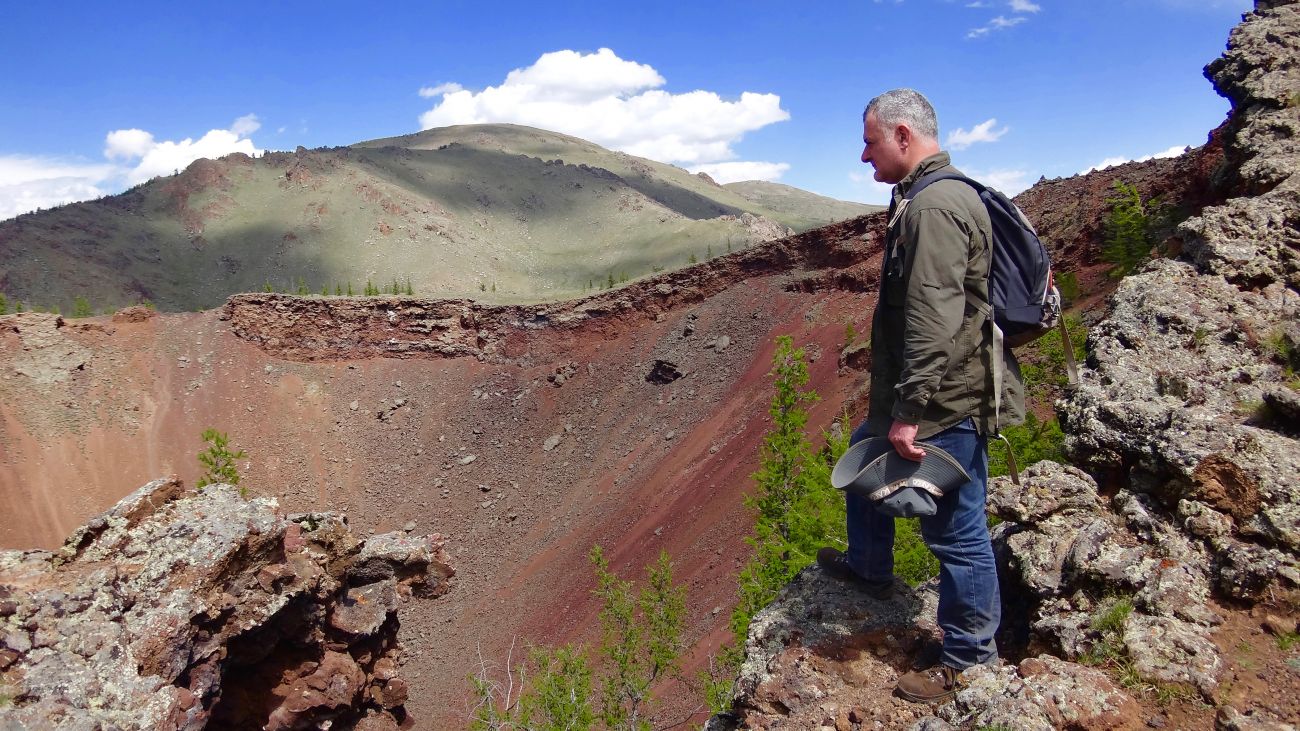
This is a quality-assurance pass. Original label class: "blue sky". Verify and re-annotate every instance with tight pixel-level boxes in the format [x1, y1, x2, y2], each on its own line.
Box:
[0, 0, 1253, 219]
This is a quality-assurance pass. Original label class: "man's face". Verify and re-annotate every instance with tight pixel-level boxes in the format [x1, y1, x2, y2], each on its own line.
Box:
[861, 112, 907, 185]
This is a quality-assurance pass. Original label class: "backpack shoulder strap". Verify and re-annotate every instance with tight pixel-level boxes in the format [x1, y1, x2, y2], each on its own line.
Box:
[905, 172, 982, 201]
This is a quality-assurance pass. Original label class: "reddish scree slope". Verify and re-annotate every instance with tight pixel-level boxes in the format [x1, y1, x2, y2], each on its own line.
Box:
[0, 136, 1223, 726]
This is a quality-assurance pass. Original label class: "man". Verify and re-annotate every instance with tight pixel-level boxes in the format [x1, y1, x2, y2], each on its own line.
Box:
[817, 88, 1024, 702]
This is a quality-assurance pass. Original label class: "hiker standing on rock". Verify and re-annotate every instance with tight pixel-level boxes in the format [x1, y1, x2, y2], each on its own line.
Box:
[817, 88, 1026, 702]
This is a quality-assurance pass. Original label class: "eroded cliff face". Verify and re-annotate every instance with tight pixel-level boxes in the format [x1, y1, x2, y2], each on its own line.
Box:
[0, 478, 453, 730]
[713, 2, 1300, 729]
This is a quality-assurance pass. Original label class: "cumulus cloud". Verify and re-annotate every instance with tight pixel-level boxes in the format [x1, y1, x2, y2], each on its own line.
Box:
[0, 156, 116, 220]
[968, 13, 1029, 38]
[230, 113, 261, 136]
[689, 161, 790, 184]
[946, 118, 1008, 150]
[1, 115, 263, 221]
[418, 48, 791, 167]
[1082, 145, 1188, 173]
[1008, 0, 1041, 12]
[418, 82, 464, 98]
[966, 167, 1034, 196]
[112, 123, 261, 185]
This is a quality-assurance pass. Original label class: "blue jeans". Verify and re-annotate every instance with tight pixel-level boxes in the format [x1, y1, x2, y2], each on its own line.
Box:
[844, 418, 1000, 669]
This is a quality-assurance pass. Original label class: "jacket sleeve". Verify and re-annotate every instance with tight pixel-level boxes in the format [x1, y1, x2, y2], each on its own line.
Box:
[891, 206, 973, 424]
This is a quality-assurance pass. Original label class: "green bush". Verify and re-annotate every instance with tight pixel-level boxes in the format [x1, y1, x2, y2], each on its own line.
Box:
[196, 428, 247, 492]
[1019, 313, 1087, 397]
[0, 293, 7, 316]
[1102, 181, 1155, 278]
[989, 412, 1065, 478]
[469, 548, 687, 731]
[1055, 271, 1080, 305]
[893, 518, 939, 586]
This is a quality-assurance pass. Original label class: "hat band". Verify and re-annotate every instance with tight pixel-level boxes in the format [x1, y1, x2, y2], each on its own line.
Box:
[867, 477, 945, 503]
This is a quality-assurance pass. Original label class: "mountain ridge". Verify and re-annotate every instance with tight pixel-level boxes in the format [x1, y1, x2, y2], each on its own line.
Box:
[0, 123, 878, 314]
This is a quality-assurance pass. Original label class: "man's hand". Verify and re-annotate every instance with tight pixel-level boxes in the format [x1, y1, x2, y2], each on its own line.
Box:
[888, 420, 926, 462]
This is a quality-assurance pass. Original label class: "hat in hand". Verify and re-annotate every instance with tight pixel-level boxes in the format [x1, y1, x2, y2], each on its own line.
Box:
[830, 437, 970, 518]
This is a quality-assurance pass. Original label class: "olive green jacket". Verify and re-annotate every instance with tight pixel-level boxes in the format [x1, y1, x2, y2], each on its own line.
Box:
[865, 152, 1025, 439]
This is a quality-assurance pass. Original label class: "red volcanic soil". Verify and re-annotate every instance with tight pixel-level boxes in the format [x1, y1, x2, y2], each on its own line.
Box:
[0, 138, 1223, 728]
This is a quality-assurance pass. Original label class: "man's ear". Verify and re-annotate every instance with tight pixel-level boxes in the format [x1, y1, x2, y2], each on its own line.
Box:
[895, 123, 912, 151]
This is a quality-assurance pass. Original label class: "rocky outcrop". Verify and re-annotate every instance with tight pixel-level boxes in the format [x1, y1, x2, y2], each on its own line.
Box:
[0, 477, 452, 730]
[709, 566, 1146, 730]
[1059, 0, 1300, 604]
[713, 2, 1300, 728]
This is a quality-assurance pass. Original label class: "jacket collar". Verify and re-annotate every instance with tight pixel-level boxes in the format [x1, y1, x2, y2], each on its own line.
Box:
[892, 151, 952, 203]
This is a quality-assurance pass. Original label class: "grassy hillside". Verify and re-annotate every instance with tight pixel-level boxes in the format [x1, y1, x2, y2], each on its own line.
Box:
[725, 180, 882, 231]
[0, 124, 871, 313]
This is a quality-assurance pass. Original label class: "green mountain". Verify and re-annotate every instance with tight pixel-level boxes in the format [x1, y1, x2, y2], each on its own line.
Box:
[724, 180, 882, 231]
[0, 124, 876, 312]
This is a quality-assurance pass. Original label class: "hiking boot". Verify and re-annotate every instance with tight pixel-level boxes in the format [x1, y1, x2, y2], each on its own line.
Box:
[895, 663, 961, 703]
[815, 548, 896, 600]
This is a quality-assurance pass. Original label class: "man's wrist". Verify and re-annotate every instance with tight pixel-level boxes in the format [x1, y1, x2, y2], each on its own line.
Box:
[891, 400, 924, 424]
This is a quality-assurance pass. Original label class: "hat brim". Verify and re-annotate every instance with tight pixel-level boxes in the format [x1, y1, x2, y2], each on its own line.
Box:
[831, 437, 971, 509]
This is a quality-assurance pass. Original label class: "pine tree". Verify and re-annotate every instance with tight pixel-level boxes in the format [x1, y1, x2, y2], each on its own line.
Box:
[72, 296, 93, 318]
[196, 429, 248, 491]
[1102, 180, 1153, 278]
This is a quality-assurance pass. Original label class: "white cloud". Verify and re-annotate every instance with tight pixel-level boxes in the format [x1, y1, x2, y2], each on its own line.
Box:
[0, 156, 116, 220]
[1, 116, 263, 221]
[1082, 145, 1188, 173]
[104, 129, 155, 160]
[689, 161, 790, 184]
[966, 1, 992, 6]
[230, 113, 261, 136]
[946, 118, 1008, 150]
[105, 116, 262, 184]
[418, 48, 790, 166]
[967, 167, 1033, 196]
[968, 14, 1028, 37]
[1009, 0, 1041, 12]
[418, 82, 464, 98]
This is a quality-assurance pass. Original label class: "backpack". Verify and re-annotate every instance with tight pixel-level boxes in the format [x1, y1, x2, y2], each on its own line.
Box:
[898, 172, 1079, 485]
[904, 172, 1062, 348]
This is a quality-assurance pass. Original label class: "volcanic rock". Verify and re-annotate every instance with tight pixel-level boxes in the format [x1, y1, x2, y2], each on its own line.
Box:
[0, 477, 451, 730]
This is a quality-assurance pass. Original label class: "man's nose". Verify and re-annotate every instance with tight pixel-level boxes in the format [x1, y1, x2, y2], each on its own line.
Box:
[861, 146, 870, 163]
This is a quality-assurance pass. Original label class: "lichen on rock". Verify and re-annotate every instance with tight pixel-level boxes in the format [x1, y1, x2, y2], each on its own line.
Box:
[0, 477, 452, 730]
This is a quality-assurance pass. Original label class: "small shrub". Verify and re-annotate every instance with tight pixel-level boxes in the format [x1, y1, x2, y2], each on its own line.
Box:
[72, 296, 93, 317]
[1278, 631, 1300, 652]
[989, 412, 1065, 478]
[894, 518, 939, 586]
[1091, 595, 1134, 635]
[1019, 313, 1088, 397]
[1055, 271, 1080, 304]
[1264, 330, 1299, 377]
[1102, 181, 1162, 278]
[688, 253, 698, 264]
[196, 428, 248, 492]
[0, 293, 8, 315]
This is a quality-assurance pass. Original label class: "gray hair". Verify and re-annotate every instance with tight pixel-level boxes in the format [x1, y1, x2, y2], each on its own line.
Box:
[864, 89, 939, 142]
